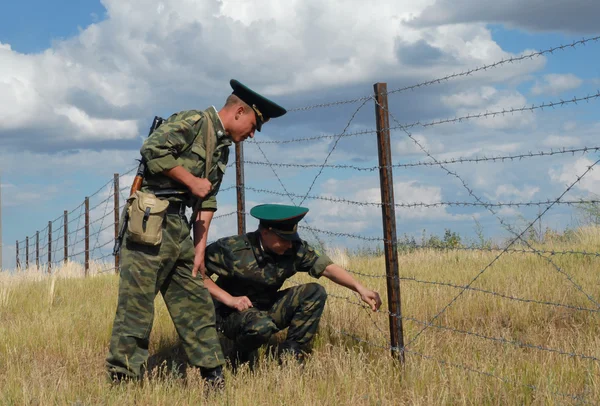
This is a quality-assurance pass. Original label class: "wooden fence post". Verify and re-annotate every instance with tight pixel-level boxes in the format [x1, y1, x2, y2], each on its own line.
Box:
[374, 82, 405, 363]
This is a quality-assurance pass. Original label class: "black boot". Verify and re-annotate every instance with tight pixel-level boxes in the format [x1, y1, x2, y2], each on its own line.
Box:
[277, 341, 307, 364]
[200, 365, 225, 392]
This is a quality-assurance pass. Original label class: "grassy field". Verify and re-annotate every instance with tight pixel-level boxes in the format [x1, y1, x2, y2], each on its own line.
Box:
[1, 227, 599, 405]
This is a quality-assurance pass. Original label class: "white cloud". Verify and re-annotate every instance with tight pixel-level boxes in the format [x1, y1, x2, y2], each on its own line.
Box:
[542, 135, 581, 148]
[395, 134, 445, 156]
[488, 184, 540, 201]
[549, 157, 600, 195]
[441, 86, 535, 130]
[0, 0, 547, 154]
[531, 73, 583, 96]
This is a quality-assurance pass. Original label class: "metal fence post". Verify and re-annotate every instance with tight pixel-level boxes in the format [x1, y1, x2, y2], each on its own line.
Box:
[48, 221, 52, 273]
[64, 211, 68, 264]
[374, 82, 405, 363]
[26, 237, 29, 269]
[114, 174, 120, 274]
[236, 143, 246, 235]
[85, 197, 90, 276]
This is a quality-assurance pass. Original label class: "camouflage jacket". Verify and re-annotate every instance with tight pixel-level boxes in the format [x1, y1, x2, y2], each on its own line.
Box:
[139, 107, 232, 211]
[205, 231, 333, 312]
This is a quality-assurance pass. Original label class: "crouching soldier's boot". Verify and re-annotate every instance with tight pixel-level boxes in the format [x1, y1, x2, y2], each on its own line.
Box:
[200, 365, 225, 392]
[277, 341, 307, 364]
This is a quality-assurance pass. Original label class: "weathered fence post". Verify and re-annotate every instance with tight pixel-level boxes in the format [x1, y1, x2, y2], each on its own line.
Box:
[374, 82, 405, 363]
[64, 211, 68, 264]
[113, 173, 120, 274]
[26, 237, 29, 269]
[236, 143, 246, 235]
[48, 221, 52, 273]
[85, 197, 90, 276]
[36, 231, 39, 270]
[16, 240, 20, 269]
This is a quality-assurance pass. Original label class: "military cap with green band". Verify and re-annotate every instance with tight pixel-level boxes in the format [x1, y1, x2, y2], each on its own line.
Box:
[250, 203, 309, 241]
[230, 79, 287, 131]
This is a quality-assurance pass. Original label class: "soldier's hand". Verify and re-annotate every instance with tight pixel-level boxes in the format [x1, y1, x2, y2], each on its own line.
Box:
[189, 177, 212, 199]
[192, 252, 206, 278]
[229, 296, 253, 312]
[359, 288, 382, 312]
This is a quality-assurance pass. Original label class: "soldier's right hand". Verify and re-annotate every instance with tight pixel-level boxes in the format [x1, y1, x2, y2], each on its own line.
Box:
[188, 177, 212, 199]
[228, 296, 253, 312]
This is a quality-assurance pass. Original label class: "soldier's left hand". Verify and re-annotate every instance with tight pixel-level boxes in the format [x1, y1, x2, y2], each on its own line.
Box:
[359, 288, 382, 311]
[192, 253, 206, 278]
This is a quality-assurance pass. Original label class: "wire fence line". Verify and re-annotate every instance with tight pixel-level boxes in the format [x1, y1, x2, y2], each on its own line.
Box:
[256, 90, 600, 146]
[6, 37, 600, 403]
[241, 146, 600, 170]
[286, 35, 600, 112]
[373, 97, 600, 351]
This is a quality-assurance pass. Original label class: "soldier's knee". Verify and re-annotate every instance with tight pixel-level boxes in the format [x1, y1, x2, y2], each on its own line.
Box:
[303, 282, 327, 303]
[239, 315, 277, 347]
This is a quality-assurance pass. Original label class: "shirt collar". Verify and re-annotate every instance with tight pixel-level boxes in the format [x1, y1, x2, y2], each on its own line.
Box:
[206, 106, 231, 146]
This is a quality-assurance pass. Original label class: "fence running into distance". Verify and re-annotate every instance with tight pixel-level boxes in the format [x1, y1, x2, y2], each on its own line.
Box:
[9, 36, 600, 403]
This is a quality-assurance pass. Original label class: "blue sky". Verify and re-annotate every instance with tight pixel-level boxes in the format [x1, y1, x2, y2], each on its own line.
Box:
[1, 0, 599, 269]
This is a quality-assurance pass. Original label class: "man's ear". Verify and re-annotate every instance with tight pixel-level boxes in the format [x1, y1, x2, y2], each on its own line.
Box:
[235, 105, 246, 119]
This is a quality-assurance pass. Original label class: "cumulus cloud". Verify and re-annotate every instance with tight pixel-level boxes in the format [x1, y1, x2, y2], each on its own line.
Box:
[0, 0, 548, 156]
[531, 74, 583, 96]
[441, 86, 535, 130]
[549, 157, 600, 195]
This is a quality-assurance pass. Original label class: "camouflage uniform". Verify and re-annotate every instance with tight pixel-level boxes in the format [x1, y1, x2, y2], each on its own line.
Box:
[204, 231, 333, 357]
[106, 107, 230, 380]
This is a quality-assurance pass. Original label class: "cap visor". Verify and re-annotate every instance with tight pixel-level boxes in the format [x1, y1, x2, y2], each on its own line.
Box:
[273, 229, 301, 241]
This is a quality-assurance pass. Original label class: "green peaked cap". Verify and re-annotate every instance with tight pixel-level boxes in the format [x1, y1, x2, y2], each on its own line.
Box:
[250, 204, 309, 241]
[230, 79, 287, 131]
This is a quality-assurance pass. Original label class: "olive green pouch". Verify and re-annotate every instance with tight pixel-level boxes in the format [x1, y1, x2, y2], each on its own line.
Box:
[126, 191, 169, 245]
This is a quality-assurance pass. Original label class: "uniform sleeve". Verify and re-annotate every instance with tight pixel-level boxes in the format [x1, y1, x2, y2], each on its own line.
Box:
[140, 112, 204, 175]
[200, 151, 228, 211]
[296, 241, 334, 279]
[204, 239, 232, 278]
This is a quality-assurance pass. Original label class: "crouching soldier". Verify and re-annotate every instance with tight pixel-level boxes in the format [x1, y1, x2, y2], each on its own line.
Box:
[203, 203, 382, 366]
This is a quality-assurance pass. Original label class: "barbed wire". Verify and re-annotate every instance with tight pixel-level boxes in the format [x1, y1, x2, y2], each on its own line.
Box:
[258, 89, 600, 146]
[299, 97, 373, 206]
[375, 98, 600, 351]
[245, 185, 600, 209]
[325, 291, 599, 368]
[243, 146, 600, 170]
[386, 37, 600, 97]
[344, 272, 600, 314]
[401, 315, 600, 364]
[285, 36, 600, 113]
[320, 317, 588, 404]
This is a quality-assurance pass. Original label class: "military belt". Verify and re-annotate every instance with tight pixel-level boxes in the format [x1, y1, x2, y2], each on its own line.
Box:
[166, 201, 187, 217]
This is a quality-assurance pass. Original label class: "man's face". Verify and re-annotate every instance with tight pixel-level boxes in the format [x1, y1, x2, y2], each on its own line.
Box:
[260, 228, 293, 255]
[228, 108, 257, 143]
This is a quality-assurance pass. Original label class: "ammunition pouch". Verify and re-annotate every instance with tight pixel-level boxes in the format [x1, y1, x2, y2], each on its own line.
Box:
[126, 191, 169, 246]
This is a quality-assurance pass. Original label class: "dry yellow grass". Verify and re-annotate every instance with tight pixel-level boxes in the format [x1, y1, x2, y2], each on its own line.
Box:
[0, 228, 599, 405]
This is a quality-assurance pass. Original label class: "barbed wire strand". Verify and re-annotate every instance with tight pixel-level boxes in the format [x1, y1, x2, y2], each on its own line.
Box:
[243, 146, 600, 170]
[298, 96, 373, 205]
[245, 185, 600, 209]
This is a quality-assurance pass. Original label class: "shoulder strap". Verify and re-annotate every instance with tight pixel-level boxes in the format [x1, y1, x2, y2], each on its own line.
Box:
[203, 113, 216, 178]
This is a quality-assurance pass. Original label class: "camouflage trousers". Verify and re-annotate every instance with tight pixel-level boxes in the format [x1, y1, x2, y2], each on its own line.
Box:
[218, 283, 327, 356]
[106, 211, 224, 380]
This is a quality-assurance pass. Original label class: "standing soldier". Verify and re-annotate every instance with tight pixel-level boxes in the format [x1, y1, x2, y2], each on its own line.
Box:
[204, 203, 382, 367]
[105, 80, 287, 387]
